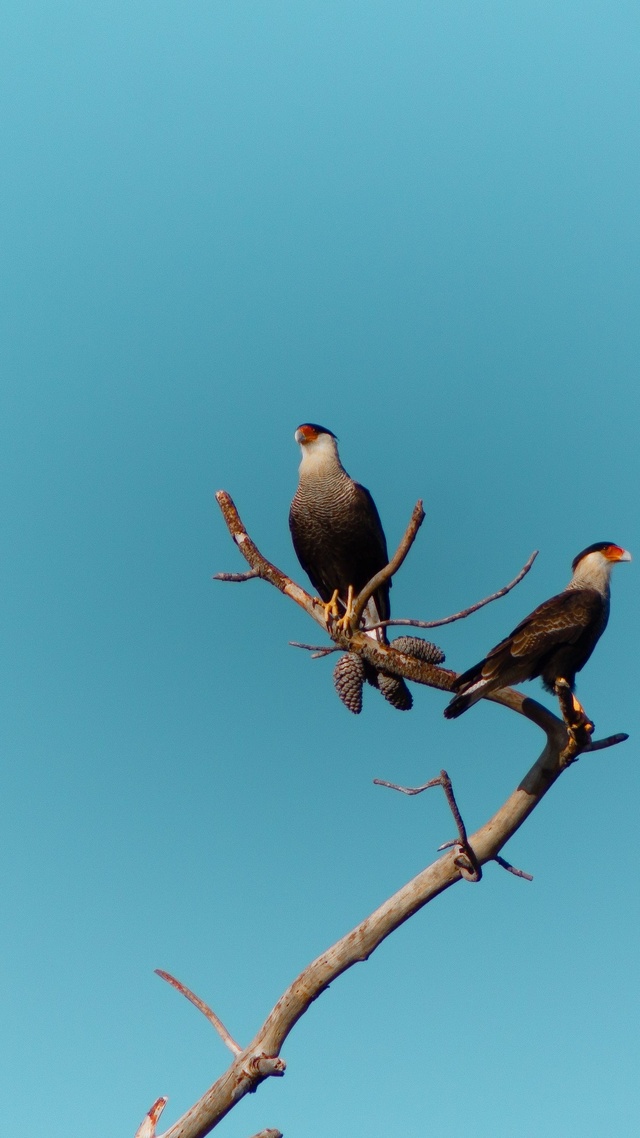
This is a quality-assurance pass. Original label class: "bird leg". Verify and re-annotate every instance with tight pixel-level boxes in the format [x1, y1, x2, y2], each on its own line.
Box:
[554, 678, 595, 762]
[335, 585, 356, 634]
[322, 589, 341, 627]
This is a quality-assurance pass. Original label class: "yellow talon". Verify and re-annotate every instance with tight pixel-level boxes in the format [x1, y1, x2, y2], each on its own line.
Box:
[335, 585, 356, 633]
[571, 692, 585, 717]
[322, 589, 341, 625]
[555, 678, 594, 735]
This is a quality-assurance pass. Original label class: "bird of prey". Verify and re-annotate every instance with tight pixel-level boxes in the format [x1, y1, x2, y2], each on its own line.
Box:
[289, 423, 412, 710]
[444, 542, 631, 721]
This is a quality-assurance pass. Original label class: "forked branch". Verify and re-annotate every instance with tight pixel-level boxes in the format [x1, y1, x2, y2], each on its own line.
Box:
[213, 490, 537, 699]
[142, 715, 626, 1138]
[135, 492, 627, 1137]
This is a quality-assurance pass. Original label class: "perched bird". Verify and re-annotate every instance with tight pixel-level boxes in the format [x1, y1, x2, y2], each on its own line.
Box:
[444, 542, 631, 720]
[289, 423, 412, 710]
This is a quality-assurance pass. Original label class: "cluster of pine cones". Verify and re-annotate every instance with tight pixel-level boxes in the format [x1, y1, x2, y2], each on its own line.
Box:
[333, 637, 445, 714]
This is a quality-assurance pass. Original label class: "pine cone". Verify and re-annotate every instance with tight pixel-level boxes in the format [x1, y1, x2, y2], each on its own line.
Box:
[333, 653, 365, 714]
[391, 635, 445, 665]
[375, 671, 413, 711]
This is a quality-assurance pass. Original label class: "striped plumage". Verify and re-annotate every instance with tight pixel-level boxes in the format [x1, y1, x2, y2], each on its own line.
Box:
[290, 423, 412, 711]
[444, 542, 631, 719]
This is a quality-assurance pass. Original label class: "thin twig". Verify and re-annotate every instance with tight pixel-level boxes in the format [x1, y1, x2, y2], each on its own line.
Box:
[435, 770, 481, 881]
[366, 550, 539, 632]
[155, 970, 242, 1056]
[289, 641, 341, 658]
[213, 569, 259, 582]
[438, 771, 467, 845]
[374, 770, 480, 881]
[373, 776, 442, 795]
[494, 855, 534, 881]
[374, 771, 467, 841]
[349, 500, 426, 631]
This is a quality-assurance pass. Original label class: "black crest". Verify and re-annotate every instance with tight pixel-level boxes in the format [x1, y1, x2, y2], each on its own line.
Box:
[571, 542, 617, 571]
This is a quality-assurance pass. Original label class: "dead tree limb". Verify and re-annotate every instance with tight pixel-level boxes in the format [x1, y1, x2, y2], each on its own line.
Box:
[135, 1098, 168, 1138]
[155, 971, 242, 1056]
[214, 490, 535, 646]
[141, 710, 626, 1138]
[134, 492, 628, 1137]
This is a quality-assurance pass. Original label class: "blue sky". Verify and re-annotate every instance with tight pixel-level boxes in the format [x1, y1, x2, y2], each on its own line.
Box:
[1, 3, 639, 1135]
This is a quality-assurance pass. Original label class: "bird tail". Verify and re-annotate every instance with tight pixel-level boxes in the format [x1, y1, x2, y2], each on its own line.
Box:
[361, 597, 388, 643]
[443, 661, 490, 719]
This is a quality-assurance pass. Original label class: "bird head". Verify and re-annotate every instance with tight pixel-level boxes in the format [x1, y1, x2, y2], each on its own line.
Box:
[294, 424, 342, 472]
[570, 542, 631, 590]
[294, 423, 337, 446]
[572, 543, 632, 570]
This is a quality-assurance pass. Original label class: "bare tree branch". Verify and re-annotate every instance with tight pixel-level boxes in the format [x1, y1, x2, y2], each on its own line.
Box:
[212, 491, 542, 703]
[375, 770, 481, 881]
[288, 641, 341, 658]
[135, 1098, 168, 1138]
[212, 490, 629, 754]
[365, 549, 539, 632]
[155, 970, 242, 1056]
[349, 500, 425, 630]
[148, 712, 627, 1138]
[139, 491, 629, 1138]
[584, 732, 629, 752]
[372, 776, 443, 796]
[494, 855, 534, 881]
[214, 491, 327, 630]
[213, 569, 259, 583]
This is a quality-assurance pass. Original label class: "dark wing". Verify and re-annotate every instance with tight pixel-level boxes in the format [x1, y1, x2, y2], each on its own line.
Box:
[351, 482, 391, 620]
[289, 479, 390, 618]
[480, 588, 605, 683]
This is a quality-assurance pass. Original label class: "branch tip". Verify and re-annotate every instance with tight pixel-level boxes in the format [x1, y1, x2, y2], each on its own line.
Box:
[367, 549, 539, 632]
[134, 1097, 167, 1138]
[213, 569, 259, 583]
[155, 970, 242, 1055]
[373, 775, 442, 796]
[289, 641, 340, 657]
[494, 855, 534, 881]
[586, 731, 629, 752]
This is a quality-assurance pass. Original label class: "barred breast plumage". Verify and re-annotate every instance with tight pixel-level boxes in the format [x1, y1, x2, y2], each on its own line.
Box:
[290, 423, 412, 712]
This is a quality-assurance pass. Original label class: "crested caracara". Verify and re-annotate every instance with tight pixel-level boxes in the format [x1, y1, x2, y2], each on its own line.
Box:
[289, 423, 412, 710]
[444, 542, 631, 720]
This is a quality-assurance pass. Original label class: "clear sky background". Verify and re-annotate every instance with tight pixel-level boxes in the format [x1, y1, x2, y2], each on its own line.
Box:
[1, 3, 639, 1136]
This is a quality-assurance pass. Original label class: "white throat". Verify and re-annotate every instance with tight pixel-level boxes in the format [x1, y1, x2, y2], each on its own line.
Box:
[298, 434, 344, 479]
[568, 551, 615, 596]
